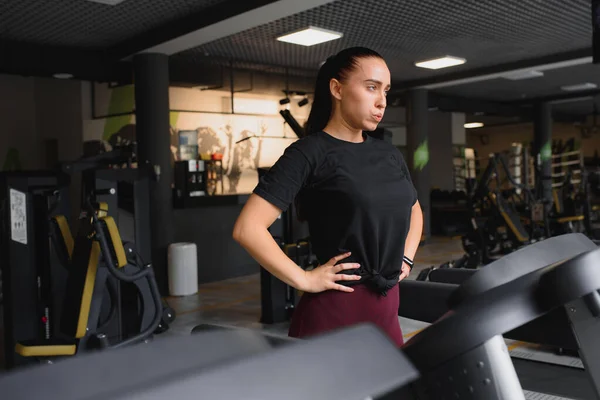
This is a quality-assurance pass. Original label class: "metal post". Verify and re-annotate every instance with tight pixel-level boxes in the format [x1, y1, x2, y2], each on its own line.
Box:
[133, 53, 173, 295]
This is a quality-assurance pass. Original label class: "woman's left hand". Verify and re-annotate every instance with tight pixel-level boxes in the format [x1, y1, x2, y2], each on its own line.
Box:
[398, 262, 411, 282]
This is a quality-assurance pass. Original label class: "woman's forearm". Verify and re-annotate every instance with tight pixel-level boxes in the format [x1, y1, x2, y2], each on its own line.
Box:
[233, 224, 307, 290]
[404, 201, 424, 260]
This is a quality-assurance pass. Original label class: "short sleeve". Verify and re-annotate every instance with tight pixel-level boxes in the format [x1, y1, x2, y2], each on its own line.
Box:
[397, 149, 418, 205]
[253, 141, 312, 212]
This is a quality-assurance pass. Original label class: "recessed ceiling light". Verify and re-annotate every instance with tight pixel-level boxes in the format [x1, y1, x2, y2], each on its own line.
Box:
[415, 56, 466, 70]
[53, 73, 74, 79]
[276, 26, 343, 47]
[502, 70, 544, 80]
[85, 0, 128, 5]
[561, 82, 598, 92]
[464, 122, 484, 129]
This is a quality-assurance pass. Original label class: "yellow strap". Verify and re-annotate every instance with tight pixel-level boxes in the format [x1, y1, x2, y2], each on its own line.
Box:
[553, 189, 561, 214]
[99, 216, 128, 268]
[15, 343, 76, 357]
[97, 202, 109, 218]
[557, 215, 585, 223]
[52, 215, 74, 259]
[76, 241, 100, 338]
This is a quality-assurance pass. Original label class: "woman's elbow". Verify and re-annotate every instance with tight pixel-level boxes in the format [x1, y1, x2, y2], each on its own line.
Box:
[232, 217, 245, 244]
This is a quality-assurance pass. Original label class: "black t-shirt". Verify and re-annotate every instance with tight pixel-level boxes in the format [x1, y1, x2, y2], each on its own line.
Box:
[253, 131, 417, 295]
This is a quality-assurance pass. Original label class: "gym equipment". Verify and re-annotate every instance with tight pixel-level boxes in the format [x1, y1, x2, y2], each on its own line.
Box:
[11, 190, 162, 365]
[0, 324, 419, 400]
[62, 148, 176, 336]
[436, 147, 587, 273]
[400, 233, 600, 399]
[403, 245, 600, 399]
[454, 153, 535, 268]
[0, 171, 72, 369]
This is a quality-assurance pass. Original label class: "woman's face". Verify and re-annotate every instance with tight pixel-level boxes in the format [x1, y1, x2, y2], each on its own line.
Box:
[332, 57, 391, 132]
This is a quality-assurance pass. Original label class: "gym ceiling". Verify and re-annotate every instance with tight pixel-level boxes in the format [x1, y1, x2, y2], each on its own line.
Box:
[0, 0, 596, 126]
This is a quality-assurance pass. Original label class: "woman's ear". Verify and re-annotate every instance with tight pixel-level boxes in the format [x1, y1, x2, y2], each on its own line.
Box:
[330, 78, 343, 101]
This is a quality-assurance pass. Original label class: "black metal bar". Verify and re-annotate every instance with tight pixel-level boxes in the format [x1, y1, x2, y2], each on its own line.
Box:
[92, 111, 135, 120]
[230, 61, 235, 114]
[279, 109, 305, 138]
[169, 109, 278, 117]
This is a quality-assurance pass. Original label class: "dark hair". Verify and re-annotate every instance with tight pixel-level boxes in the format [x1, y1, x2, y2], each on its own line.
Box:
[304, 47, 385, 135]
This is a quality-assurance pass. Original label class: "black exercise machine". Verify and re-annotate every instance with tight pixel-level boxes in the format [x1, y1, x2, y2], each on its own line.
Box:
[400, 232, 600, 399]
[0, 171, 73, 369]
[10, 189, 162, 365]
[0, 147, 173, 370]
[62, 146, 176, 336]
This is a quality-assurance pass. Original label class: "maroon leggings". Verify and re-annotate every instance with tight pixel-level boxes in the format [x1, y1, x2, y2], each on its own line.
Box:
[288, 284, 404, 347]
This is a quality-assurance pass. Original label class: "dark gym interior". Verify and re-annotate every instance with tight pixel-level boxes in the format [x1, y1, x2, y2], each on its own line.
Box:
[2, 0, 600, 399]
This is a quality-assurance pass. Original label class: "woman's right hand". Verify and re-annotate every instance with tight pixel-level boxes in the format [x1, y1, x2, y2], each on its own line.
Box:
[301, 252, 362, 293]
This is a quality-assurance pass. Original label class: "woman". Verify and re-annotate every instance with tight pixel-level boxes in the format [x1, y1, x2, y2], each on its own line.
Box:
[232, 46, 423, 347]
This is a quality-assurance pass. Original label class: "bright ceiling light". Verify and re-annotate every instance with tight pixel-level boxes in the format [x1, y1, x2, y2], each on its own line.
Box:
[560, 82, 598, 92]
[276, 26, 343, 47]
[464, 122, 484, 129]
[415, 56, 466, 70]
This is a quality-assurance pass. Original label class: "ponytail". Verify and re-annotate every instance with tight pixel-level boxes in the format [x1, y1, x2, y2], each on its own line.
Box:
[304, 47, 385, 135]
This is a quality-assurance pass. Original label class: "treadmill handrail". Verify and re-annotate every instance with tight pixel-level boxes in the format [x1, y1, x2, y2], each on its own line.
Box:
[538, 247, 600, 309]
[449, 232, 596, 307]
[0, 324, 419, 400]
[403, 247, 600, 371]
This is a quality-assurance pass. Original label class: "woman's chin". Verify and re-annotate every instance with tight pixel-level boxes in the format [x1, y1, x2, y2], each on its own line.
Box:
[363, 121, 379, 131]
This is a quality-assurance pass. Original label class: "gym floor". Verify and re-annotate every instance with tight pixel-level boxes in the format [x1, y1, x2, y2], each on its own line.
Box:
[162, 236, 463, 339]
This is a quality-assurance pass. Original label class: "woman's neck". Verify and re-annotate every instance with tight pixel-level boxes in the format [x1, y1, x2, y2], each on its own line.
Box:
[323, 114, 364, 143]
